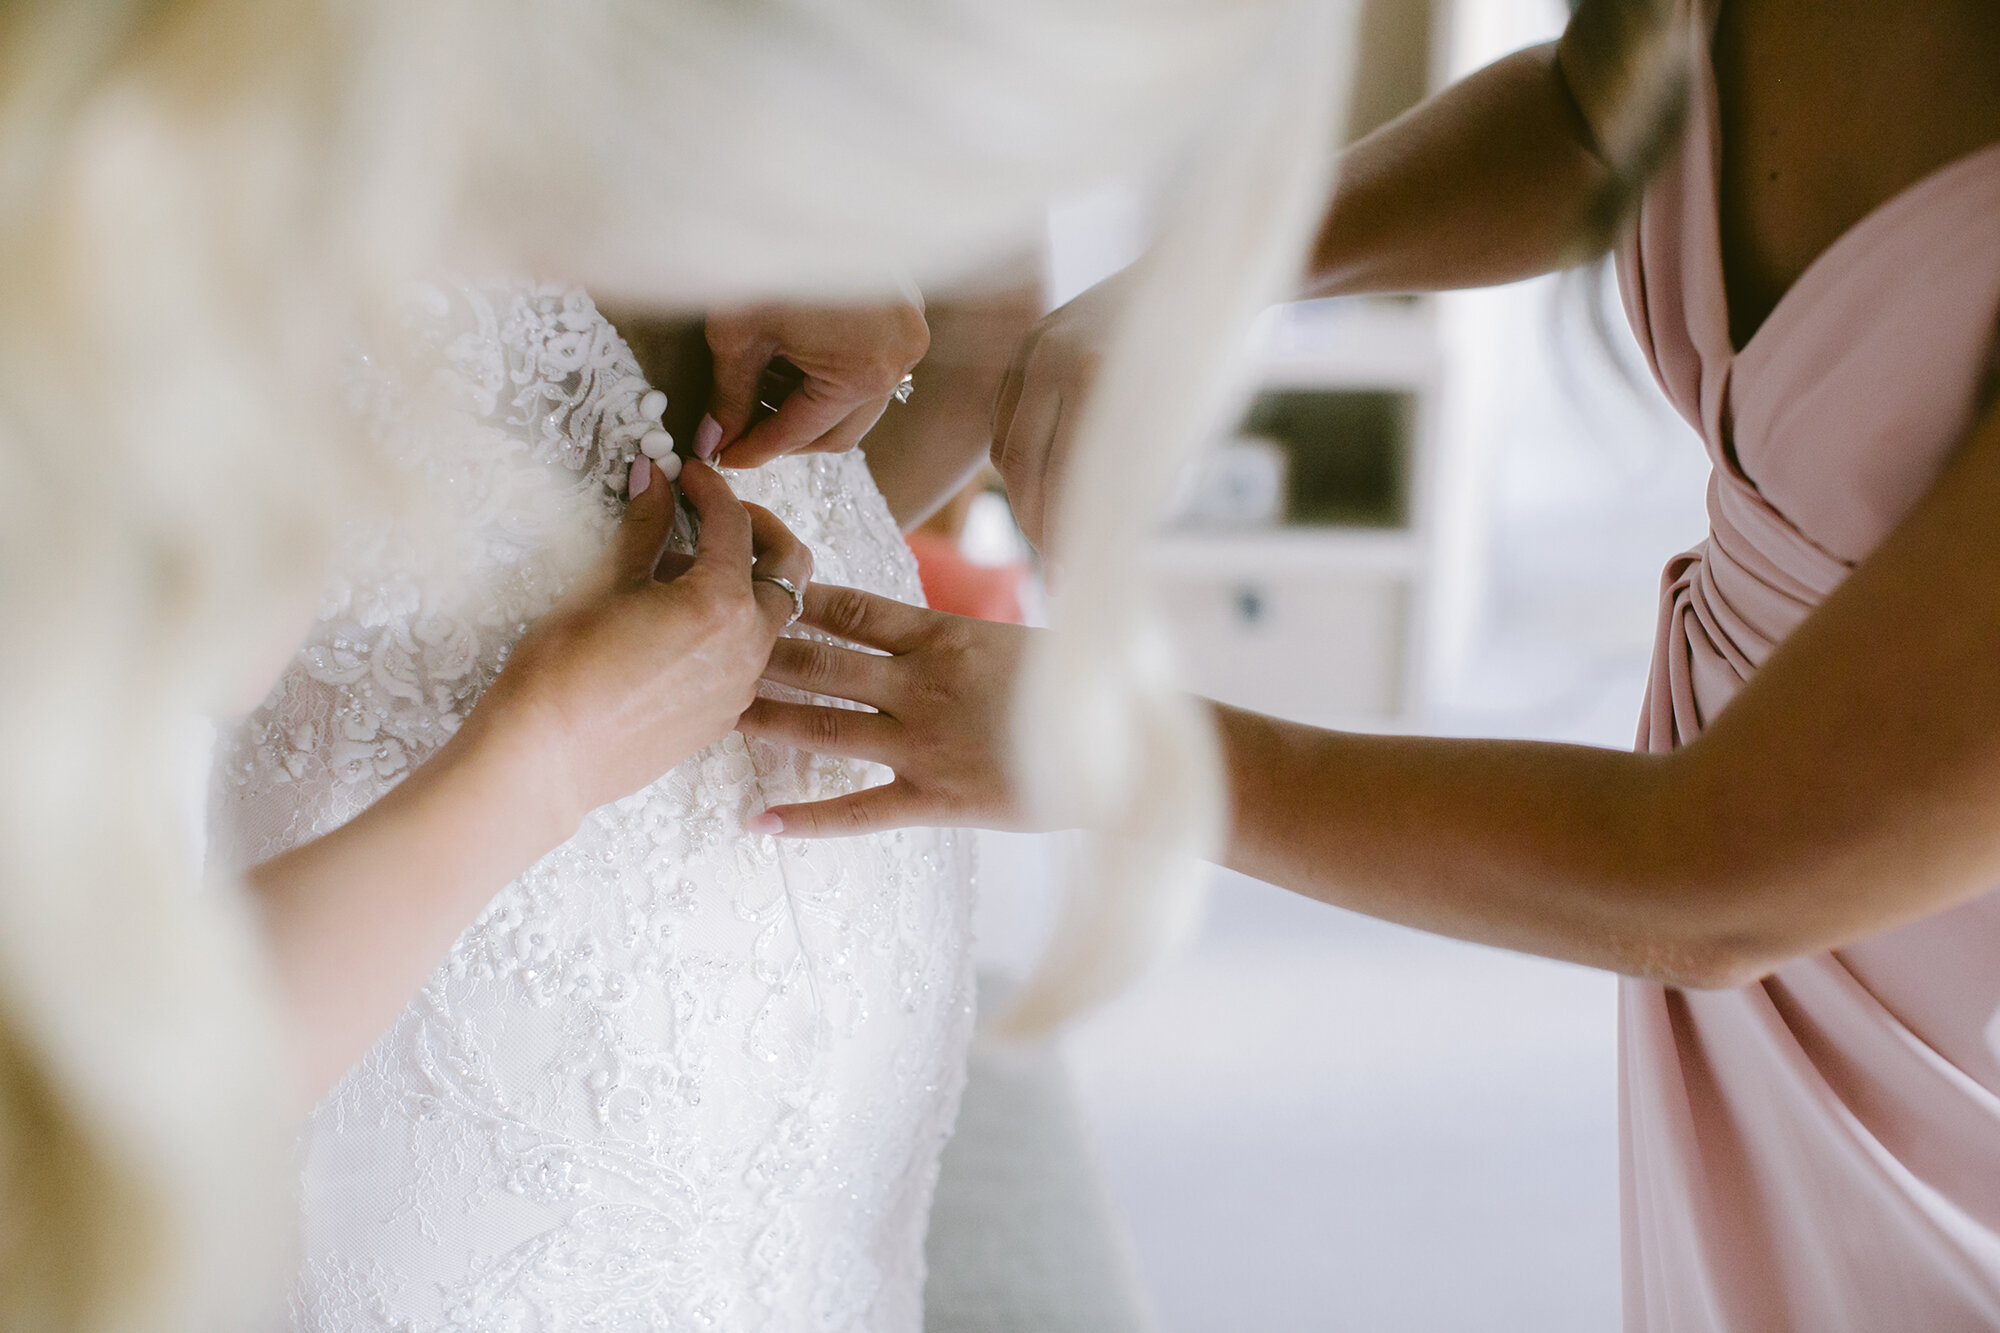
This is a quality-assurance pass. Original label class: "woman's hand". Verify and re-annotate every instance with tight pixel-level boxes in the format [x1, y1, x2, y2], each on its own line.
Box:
[479, 456, 813, 839]
[986, 271, 1128, 551]
[700, 297, 930, 469]
[735, 585, 1037, 836]
[249, 455, 811, 1100]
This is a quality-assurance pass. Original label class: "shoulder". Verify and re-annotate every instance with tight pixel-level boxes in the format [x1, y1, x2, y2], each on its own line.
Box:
[1558, 0, 1691, 174]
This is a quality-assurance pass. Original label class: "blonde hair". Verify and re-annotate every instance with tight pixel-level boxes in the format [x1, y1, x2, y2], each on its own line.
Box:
[0, 0, 1346, 1324]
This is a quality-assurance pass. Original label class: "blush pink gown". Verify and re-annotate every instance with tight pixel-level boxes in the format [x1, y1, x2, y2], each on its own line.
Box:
[1615, 3, 2000, 1329]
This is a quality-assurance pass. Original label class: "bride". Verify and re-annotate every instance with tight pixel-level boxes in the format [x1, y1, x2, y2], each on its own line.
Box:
[0, 0, 1344, 1325]
[209, 282, 988, 1330]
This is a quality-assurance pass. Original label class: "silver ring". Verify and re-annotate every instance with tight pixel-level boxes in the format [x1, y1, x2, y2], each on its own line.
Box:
[891, 372, 915, 405]
[752, 573, 806, 630]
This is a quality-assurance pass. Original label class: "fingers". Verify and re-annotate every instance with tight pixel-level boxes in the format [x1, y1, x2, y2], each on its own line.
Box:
[650, 549, 696, 584]
[779, 399, 887, 462]
[718, 380, 860, 469]
[807, 401, 888, 457]
[610, 456, 679, 587]
[704, 318, 773, 446]
[705, 300, 928, 467]
[797, 583, 935, 654]
[747, 781, 927, 840]
[743, 501, 814, 633]
[744, 503, 813, 584]
[762, 637, 892, 706]
[737, 697, 899, 766]
[678, 460, 753, 574]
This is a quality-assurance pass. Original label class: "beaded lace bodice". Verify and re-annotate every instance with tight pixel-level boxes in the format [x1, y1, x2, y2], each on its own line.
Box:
[209, 282, 974, 1332]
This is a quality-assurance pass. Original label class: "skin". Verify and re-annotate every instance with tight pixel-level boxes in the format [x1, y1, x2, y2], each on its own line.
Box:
[250, 459, 813, 1100]
[702, 297, 931, 469]
[247, 285, 1040, 1101]
[992, 42, 1618, 548]
[740, 0, 2000, 990]
[592, 299, 929, 472]
[605, 265, 1043, 529]
[858, 264, 1045, 528]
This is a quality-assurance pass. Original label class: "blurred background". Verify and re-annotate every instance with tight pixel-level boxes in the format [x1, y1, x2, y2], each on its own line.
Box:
[924, 0, 1714, 1328]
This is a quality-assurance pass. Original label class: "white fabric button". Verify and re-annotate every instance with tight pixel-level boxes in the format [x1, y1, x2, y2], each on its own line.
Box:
[639, 389, 668, 422]
[639, 428, 675, 460]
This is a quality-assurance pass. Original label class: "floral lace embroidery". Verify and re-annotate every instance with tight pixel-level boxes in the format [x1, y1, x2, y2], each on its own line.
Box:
[211, 281, 974, 1333]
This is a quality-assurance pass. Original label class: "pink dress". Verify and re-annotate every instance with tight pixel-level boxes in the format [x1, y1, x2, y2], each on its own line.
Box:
[1616, 3, 2000, 1329]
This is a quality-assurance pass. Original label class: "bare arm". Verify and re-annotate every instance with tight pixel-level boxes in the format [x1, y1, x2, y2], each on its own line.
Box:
[1310, 0, 1681, 294]
[1224, 394, 2000, 985]
[247, 708, 570, 1100]
[1304, 42, 1613, 296]
[740, 396, 2000, 989]
[248, 461, 812, 1100]
[994, 3, 1678, 543]
[861, 265, 1045, 528]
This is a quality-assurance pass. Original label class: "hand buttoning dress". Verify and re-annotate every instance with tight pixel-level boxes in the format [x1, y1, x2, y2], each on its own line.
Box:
[209, 281, 975, 1332]
[1617, 2, 2000, 1327]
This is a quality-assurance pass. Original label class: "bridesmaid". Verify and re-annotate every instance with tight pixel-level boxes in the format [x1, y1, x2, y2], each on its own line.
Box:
[738, 0, 2000, 1327]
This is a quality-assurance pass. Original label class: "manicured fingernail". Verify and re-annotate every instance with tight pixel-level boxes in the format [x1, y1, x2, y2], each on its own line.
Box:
[694, 414, 722, 460]
[747, 811, 784, 836]
[628, 456, 651, 497]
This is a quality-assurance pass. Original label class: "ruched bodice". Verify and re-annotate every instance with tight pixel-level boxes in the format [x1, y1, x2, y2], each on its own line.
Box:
[1615, 4, 2000, 1330]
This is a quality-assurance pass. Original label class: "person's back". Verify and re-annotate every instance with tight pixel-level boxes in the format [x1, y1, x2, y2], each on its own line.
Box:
[1709, 0, 2000, 351]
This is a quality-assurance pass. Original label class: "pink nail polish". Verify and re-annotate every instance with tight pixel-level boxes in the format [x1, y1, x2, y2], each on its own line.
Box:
[695, 414, 723, 460]
[747, 811, 784, 836]
[628, 456, 650, 497]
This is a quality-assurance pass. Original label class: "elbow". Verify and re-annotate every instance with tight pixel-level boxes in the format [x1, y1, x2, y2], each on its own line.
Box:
[1614, 755, 1801, 991]
[1623, 870, 1797, 989]
[1612, 870, 1791, 991]
[1649, 936, 1776, 991]
[1616, 883, 1796, 989]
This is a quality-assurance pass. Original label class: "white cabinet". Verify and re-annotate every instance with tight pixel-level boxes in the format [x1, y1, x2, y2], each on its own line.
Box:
[1153, 298, 1445, 730]
[1145, 0, 1459, 732]
[1154, 522, 1422, 729]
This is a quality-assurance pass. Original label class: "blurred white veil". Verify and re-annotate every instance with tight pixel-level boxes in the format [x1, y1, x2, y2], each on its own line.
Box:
[0, 0, 1351, 1325]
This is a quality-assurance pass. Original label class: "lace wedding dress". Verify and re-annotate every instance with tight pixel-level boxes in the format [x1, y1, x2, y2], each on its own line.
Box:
[208, 281, 976, 1332]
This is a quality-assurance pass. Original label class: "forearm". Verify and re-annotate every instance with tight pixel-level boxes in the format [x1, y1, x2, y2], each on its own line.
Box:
[247, 710, 573, 1101]
[1306, 44, 1615, 297]
[243, 454, 807, 1104]
[1218, 398, 2000, 985]
[862, 271, 1044, 528]
[1212, 707, 1742, 981]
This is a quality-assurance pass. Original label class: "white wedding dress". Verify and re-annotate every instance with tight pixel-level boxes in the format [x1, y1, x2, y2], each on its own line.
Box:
[208, 281, 976, 1332]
